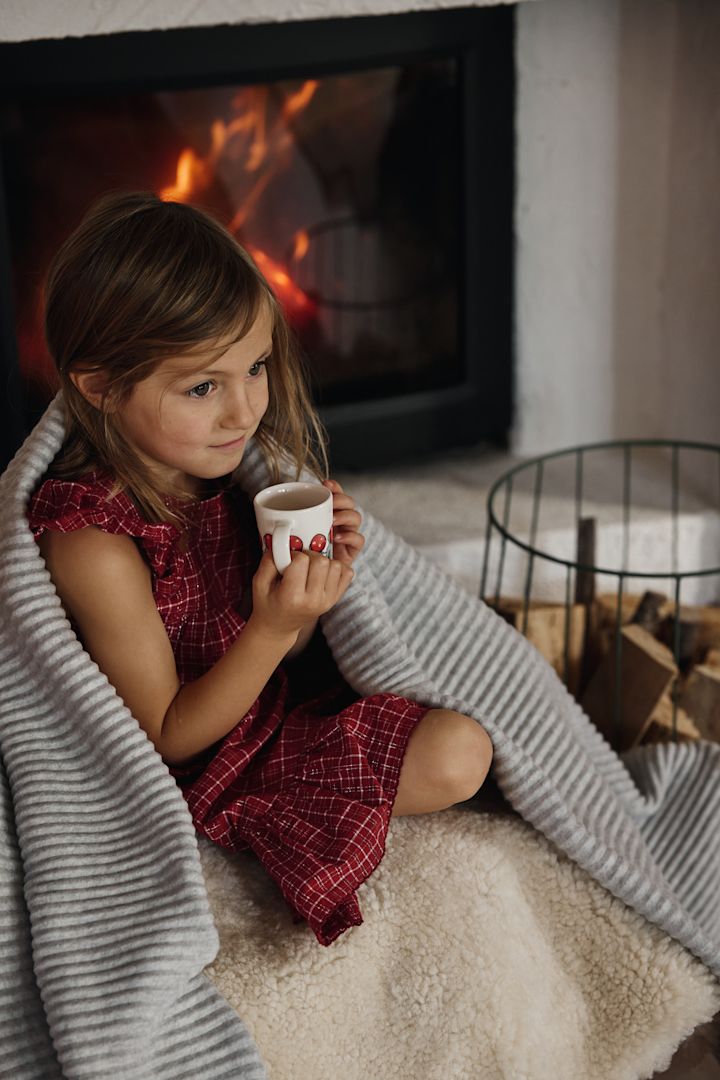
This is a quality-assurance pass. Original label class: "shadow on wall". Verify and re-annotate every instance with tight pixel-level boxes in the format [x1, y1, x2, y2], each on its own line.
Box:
[612, 0, 720, 444]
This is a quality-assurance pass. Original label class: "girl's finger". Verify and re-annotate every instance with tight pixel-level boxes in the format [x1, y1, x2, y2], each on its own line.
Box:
[322, 557, 344, 593]
[318, 567, 347, 608]
[332, 541, 363, 566]
[304, 550, 332, 591]
[332, 509, 362, 529]
[282, 550, 311, 590]
[334, 527, 364, 548]
[333, 565, 354, 601]
[254, 548, 281, 587]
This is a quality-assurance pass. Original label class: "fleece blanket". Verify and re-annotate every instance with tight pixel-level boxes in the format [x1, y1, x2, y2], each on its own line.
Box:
[1, 393, 719, 1076]
[238, 427, 720, 980]
[200, 809, 720, 1080]
[0, 399, 266, 1078]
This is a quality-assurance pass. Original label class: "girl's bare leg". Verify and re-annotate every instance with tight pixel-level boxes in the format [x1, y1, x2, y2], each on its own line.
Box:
[391, 708, 493, 817]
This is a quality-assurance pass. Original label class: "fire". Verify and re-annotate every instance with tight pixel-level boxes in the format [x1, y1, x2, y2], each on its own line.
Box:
[247, 246, 316, 330]
[160, 148, 211, 203]
[283, 80, 319, 119]
[159, 81, 320, 328]
[292, 230, 310, 262]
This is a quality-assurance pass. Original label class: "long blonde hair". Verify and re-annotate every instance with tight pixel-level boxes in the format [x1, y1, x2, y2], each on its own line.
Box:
[44, 190, 328, 523]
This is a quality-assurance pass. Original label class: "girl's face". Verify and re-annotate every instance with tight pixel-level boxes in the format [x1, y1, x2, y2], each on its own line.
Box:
[116, 304, 273, 495]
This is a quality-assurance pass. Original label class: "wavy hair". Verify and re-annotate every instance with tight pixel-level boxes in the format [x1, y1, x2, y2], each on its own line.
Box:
[43, 190, 328, 523]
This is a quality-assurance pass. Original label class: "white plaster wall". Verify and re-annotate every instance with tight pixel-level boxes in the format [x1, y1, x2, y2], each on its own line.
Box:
[515, 0, 720, 454]
[0, 0, 523, 42]
[515, 0, 620, 452]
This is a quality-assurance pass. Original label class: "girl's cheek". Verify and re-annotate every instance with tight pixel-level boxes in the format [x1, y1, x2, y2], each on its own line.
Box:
[256, 386, 270, 416]
[164, 416, 209, 444]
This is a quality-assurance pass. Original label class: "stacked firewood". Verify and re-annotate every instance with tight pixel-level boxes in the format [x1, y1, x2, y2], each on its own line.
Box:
[486, 589, 720, 752]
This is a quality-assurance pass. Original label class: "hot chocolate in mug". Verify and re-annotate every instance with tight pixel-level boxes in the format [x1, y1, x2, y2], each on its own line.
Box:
[253, 481, 333, 574]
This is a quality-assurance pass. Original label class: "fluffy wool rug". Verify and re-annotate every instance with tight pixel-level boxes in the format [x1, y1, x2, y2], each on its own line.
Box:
[201, 804, 720, 1080]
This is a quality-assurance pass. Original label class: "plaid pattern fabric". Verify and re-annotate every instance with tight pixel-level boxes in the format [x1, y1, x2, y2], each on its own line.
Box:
[28, 471, 425, 944]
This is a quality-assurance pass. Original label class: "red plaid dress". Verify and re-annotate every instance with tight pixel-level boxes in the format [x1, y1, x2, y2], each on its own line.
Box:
[28, 470, 426, 944]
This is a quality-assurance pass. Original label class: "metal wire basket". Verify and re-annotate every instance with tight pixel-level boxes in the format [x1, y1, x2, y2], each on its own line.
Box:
[480, 439, 720, 750]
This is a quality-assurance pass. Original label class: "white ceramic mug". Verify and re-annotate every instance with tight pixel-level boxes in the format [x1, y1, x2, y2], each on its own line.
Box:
[253, 481, 333, 574]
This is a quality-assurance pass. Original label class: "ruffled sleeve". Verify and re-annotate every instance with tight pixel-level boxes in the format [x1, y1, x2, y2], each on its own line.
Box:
[27, 472, 184, 583]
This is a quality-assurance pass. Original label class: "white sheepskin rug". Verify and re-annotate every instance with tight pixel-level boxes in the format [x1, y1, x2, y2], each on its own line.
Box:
[200, 806, 720, 1080]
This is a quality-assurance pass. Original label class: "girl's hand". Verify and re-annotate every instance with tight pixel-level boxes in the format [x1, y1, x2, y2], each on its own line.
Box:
[322, 478, 365, 566]
[251, 547, 353, 641]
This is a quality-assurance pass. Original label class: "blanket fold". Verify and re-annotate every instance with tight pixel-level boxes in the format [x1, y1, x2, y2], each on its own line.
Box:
[238, 412, 720, 978]
[0, 398, 265, 1079]
[1, 393, 719, 1077]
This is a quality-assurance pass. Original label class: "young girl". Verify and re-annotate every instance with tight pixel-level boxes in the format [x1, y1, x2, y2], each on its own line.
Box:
[27, 191, 493, 945]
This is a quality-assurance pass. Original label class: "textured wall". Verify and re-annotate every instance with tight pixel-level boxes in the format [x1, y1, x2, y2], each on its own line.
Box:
[0, 0, 524, 42]
[515, 0, 720, 453]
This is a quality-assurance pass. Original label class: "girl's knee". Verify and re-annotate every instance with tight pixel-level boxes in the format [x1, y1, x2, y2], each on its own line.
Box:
[426, 709, 493, 804]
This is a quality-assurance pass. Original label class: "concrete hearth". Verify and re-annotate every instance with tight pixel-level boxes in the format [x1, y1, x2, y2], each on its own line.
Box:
[338, 443, 720, 607]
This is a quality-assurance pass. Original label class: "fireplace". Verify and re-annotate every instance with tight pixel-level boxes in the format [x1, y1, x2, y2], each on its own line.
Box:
[0, 7, 514, 472]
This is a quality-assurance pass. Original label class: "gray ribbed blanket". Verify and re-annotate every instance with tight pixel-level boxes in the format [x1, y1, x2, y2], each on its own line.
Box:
[0, 398, 266, 1078]
[2, 395, 719, 1077]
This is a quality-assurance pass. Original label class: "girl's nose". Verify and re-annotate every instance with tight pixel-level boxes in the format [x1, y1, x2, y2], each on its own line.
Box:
[221, 386, 255, 429]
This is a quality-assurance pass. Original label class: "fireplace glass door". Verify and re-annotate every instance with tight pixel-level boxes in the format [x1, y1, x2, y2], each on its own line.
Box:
[6, 60, 460, 408]
[0, 9, 514, 469]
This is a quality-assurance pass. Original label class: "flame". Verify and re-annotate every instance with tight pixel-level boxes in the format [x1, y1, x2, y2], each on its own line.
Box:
[247, 245, 317, 330]
[159, 81, 319, 325]
[160, 148, 212, 202]
[292, 230, 310, 262]
[283, 80, 319, 119]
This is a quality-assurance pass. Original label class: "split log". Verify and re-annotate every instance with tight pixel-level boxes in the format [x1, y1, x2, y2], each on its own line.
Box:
[590, 592, 644, 669]
[640, 693, 700, 746]
[592, 591, 672, 657]
[596, 591, 645, 626]
[580, 623, 678, 751]
[488, 597, 586, 696]
[658, 605, 720, 670]
[574, 517, 596, 606]
[704, 647, 720, 670]
[575, 517, 597, 695]
[629, 591, 671, 637]
[681, 664, 720, 742]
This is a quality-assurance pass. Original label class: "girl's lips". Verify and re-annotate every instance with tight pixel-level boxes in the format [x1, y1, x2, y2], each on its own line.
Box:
[211, 435, 246, 450]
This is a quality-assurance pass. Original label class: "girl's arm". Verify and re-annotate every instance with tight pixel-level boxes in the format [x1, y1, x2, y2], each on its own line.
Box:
[37, 526, 352, 767]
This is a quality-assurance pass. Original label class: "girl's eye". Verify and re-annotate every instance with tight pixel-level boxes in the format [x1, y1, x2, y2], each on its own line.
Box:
[186, 381, 214, 399]
[248, 358, 268, 379]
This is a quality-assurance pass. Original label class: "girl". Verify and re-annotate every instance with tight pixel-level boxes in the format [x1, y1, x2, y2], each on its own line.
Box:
[27, 191, 493, 945]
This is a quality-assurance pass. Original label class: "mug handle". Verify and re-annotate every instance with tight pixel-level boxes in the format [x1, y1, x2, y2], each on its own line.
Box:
[271, 520, 293, 574]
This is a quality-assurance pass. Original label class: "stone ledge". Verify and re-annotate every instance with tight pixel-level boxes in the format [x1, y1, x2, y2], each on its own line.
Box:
[337, 445, 720, 605]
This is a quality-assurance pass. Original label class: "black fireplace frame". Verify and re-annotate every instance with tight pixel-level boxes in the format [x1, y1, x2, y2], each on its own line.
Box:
[0, 5, 514, 471]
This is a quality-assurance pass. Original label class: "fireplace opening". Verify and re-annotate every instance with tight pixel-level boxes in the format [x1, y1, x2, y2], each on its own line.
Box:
[0, 7, 514, 471]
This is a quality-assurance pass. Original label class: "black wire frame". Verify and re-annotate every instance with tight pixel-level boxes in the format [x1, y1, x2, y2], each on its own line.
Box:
[480, 438, 720, 748]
